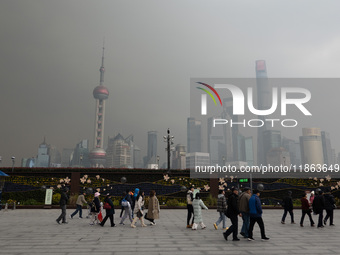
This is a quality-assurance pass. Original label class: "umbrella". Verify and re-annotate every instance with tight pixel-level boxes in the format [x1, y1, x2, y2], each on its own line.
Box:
[0, 170, 9, 177]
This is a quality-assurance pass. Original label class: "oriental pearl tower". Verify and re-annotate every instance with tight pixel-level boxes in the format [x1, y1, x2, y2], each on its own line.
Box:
[89, 45, 109, 167]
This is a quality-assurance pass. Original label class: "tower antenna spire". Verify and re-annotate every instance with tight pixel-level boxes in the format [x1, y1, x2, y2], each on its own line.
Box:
[100, 38, 105, 86]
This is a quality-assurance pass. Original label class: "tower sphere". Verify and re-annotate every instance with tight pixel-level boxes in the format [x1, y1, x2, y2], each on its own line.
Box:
[93, 85, 109, 100]
[89, 148, 106, 166]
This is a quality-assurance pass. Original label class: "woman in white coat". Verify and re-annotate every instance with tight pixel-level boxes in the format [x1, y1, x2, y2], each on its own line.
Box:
[192, 192, 208, 230]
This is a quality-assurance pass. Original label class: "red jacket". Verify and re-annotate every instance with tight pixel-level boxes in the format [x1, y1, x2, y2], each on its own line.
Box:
[301, 197, 310, 211]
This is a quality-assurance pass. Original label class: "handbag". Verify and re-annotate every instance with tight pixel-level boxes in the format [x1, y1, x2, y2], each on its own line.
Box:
[121, 200, 129, 207]
[137, 210, 143, 218]
[103, 202, 111, 210]
[98, 211, 103, 222]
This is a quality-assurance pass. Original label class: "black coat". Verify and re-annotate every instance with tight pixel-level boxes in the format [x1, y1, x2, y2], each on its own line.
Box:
[226, 193, 239, 217]
[104, 197, 115, 215]
[312, 195, 325, 214]
[59, 191, 69, 206]
[324, 193, 335, 210]
[91, 197, 101, 213]
[282, 196, 293, 210]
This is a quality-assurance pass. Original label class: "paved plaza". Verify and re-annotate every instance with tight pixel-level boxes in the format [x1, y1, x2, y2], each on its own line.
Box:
[0, 208, 339, 255]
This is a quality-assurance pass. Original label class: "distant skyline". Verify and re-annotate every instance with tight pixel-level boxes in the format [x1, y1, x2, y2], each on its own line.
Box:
[1, 1, 340, 167]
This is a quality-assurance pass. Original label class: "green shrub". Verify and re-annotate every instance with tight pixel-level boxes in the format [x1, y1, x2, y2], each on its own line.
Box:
[2, 190, 45, 204]
[21, 199, 38, 205]
[204, 194, 217, 206]
[52, 193, 61, 205]
[166, 199, 180, 207]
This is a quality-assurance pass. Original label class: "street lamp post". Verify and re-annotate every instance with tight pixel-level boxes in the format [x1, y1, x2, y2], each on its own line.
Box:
[163, 128, 174, 174]
[11, 156, 15, 173]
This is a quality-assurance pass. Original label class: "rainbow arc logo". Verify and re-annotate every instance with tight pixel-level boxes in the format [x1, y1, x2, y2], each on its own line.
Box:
[196, 82, 222, 115]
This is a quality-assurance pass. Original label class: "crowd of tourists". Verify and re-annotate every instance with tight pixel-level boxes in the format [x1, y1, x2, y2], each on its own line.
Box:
[55, 187, 160, 228]
[55, 185, 336, 243]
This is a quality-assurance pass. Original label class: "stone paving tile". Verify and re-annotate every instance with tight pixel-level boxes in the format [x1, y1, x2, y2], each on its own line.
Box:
[0, 209, 339, 255]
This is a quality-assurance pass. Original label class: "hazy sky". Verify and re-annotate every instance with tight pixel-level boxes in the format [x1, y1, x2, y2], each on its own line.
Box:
[1, 0, 340, 167]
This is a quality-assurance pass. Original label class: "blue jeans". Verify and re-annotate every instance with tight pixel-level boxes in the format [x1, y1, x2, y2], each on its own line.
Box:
[215, 212, 226, 228]
[71, 205, 83, 218]
[241, 212, 250, 237]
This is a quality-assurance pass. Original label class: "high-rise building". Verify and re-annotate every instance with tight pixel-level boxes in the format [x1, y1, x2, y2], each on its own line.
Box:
[61, 148, 73, 167]
[172, 144, 186, 170]
[263, 130, 281, 165]
[125, 135, 142, 168]
[106, 134, 131, 168]
[71, 140, 90, 167]
[321, 131, 333, 166]
[300, 128, 324, 165]
[208, 117, 226, 166]
[36, 138, 50, 167]
[222, 97, 236, 162]
[244, 137, 254, 166]
[187, 117, 202, 153]
[282, 137, 301, 166]
[266, 147, 291, 166]
[89, 45, 109, 168]
[49, 145, 61, 167]
[147, 131, 157, 165]
[186, 152, 210, 170]
[256, 60, 271, 166]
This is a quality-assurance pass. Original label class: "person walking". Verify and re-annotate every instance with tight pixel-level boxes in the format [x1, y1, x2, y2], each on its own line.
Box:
[56, 187, 69, 224]
[144, 190, 160, 225]
[192, 192, 208, 230]
[248, 190, 269, 241]
[186, 186, 195, 228]
[281, 191, 295, 224]
[238, 187, 251, 238]
[131, 188, 139, 218]
[223, 188, 241, 241]
[324, 189, 335, 226]
[90, 192, 101, 225]
[120, 191, 133, 225]
[312, 190, 325, 228]
[131, 191, 147, 228]
[100, 194, 115, 227]
[213, 190, 227, 230]
[300, 193, 315, 227]
[70, 192, 87, 219]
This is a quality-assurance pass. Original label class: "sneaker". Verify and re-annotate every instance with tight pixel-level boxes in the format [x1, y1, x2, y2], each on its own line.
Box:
[56, 220, 61, 224]
[281, 221, 285, 224]
[224, 227, 229, 231]
[69, 215, 73, 219]
[248, 237, 255, 241]
[300, 224, 303, 227]
[232, 238, 240, 241]
[213, 223, 218, 230]
[89, 223, 94, 226]
[262, 237, 270, 241]
[240, 232, 245, 237]
[223, 232, 228, 241]
[79, 216, 83, 219]
[201, 225, 206, 229]
[62, 222, 68, 224]
[291, 222, 296, 224]
[111, 224, 116, 227]
[150, 222, 156, 226]
[330, 224, 335, 226]
[131, 224, 136, 228]
[186, 225, 191, 228]
[119, 222, 125, 225]
[317, 225, 324, 228]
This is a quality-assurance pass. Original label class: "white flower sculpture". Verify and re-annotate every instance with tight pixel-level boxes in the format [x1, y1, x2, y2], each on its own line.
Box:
[163, 174, 170, 181]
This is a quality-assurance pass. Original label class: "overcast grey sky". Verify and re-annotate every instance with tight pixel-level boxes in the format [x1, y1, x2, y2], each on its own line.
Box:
[1, 0, 340, 167]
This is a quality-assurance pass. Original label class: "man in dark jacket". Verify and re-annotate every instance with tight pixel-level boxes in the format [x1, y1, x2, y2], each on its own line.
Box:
[248, 190, 269, 241]
[56, 187, 69, 224]
[238, 187, 251, 238]
[100, 194, 115, 227]
[312, 190, 325, 228]
[323, 189, 335, 226]
[223, 188, 240, 241]
[281, 191, 294, 224]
